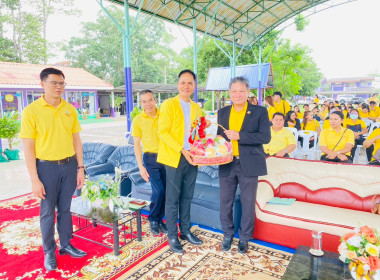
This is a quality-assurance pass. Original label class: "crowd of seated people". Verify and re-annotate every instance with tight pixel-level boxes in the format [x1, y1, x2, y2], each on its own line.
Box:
[253, 92, 380, 165]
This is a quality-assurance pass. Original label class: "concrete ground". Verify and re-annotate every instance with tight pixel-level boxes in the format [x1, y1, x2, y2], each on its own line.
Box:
[0, 116, 370, 201]
[0, 117, 130, 201]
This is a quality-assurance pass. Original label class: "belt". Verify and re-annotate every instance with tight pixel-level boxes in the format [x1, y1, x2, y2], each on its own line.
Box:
[37, 155, 76, 165]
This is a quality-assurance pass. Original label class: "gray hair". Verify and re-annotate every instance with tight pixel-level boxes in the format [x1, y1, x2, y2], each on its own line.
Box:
[229, 76, 249, 90]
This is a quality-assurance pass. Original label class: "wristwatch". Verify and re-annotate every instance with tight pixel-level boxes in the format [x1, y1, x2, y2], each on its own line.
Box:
[77, 166, 85, 170]
[337, 151, 340, 155]
[284, 149, 288, 154]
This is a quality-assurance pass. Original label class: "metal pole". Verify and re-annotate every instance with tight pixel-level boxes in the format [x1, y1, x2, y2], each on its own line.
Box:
[258, 44, 262, 106]
[193, 19, 198, 102]
[231, 35, 236, 78]
[111, 91, 115, 117]
[124, 0, 133, 132]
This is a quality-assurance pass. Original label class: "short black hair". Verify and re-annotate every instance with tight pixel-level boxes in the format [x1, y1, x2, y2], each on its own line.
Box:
[139, 89, 154, 98]
[303, 104, 309, 108]
[272, 112, 285, 120]
[370, 101, 376, 105]
[40, 67, 65, 81]
[330, 111, 344, 120]
[273, 91, 282, 98]
[178, 69, 196, 81]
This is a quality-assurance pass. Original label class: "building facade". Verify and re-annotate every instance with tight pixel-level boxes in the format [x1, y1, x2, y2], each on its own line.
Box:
[316, 77, 376, 99]
[0, 62, 113, 116]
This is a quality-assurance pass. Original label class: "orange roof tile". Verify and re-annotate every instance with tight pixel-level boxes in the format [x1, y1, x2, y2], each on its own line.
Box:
[0, 62, 113, 89]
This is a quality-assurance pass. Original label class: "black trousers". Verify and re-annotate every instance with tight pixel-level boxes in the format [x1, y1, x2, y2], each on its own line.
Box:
[164, 155, 198, 239]
[37, 157, 77, 254]
[351, 138, 374, 162]
[219, 158, 258, 243]
[143, 153, 166, 222]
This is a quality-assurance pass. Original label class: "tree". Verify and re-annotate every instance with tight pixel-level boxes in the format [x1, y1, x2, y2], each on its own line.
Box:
[64, 7, 179, 87]
[0, 0, 47, 63]
[30, 0, 80, 64]
[0, 37, 19, 61]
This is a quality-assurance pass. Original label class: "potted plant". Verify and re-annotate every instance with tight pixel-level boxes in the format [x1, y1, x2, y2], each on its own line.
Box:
[96, 108, 101, 119]
[82, 108, 89, 120]
[0, 111, 21, 161]
[114, 96, 122, 118]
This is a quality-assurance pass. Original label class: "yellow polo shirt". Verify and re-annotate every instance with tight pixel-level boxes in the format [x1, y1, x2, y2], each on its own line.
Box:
[131, 109, 160, 153]
[267, 106, 276, 121]
[302, 120, 320, 132]
[323, 119, 331, 130]
[20, 96, 81, 160]
[314, 98, 319, 104]
[320, 110, 329, 120]
[263, 127, 296, 156]
[369, 107, 380, 118]
[296, 112, 303, 119]
[273, 99, 291, 115]
[229, 102, 248, 156]
[344, 119, 366, 130]
[367, 128, 380, 161]
[359, 109, 370, 119]
[319, 127, 355, 156]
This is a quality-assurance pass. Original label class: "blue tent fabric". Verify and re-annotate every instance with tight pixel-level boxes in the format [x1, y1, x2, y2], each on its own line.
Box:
[205, 63, 274, 91]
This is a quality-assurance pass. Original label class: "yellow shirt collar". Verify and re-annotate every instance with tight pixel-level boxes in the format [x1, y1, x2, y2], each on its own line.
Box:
[39, 95, 64, 108]
[142, 108, 159, 118]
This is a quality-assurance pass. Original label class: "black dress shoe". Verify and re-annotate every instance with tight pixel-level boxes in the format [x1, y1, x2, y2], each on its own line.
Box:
[222, 237, 233, 251]
[44, 252, 57, 271]
[149, 221, 160, 235]
[158, 221, 168, 234]
[168, 237, 183, 254]
[59, 244, 87, 258]
[179, 233, 203, 245]
[238, 240, 248, 254]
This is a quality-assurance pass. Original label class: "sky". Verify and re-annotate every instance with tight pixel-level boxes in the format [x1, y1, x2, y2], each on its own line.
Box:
[45, 0, 380, 79]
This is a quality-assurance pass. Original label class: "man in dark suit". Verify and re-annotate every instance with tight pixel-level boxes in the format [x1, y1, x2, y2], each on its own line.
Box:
[217, 76, 271, 254]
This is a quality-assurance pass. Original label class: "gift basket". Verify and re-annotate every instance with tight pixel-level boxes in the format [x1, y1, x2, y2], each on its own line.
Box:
[189, 116, 233, 166]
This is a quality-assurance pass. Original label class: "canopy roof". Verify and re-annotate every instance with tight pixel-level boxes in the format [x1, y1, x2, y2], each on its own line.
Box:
[205, 63, 274, 91]
[108, 0, 343, 47]
[113, 82, 204, 94]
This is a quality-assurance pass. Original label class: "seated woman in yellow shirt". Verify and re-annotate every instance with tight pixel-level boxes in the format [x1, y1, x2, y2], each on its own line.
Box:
[344, 109, 372, 162]
[294, 105, 303, 119]
[319, 111, 355, 163]
[363, 128, 380, 165]
[359, 104, 377, 122]
[300, 111, 321, 148]
[284, 110, 301, 130]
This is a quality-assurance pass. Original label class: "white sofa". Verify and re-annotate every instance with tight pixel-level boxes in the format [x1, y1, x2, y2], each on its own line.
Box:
[254, 157, 380, 252]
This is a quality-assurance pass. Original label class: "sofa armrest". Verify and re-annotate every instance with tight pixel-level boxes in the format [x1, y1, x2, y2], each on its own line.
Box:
[120, 166, 139, 178]
[256, 181, 275, 209]
[86, 162, 115, 177]
[129, 171, 147, 185]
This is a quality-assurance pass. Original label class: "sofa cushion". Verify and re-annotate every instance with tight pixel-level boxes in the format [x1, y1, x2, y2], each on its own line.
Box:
[276, 183, 374, 212]
[107, 145, 137, 171]
[83, 143, 116, 168]
[256, 201, 380, 237]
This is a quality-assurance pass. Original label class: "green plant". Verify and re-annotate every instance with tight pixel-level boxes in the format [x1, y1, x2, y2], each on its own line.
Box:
[130, 106, 142, 121]
[115, 96, 122, 112]
[0, 112, 21, 150]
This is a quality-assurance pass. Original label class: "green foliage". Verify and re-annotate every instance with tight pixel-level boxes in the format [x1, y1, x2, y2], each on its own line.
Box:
[114, 96, 122, 112]
[130, 106, 141, 121]
[0, 111, 21, 150]
[64, 7, 179, 87]
[0, 37, 19, 61]
[295, 14, 310, 32]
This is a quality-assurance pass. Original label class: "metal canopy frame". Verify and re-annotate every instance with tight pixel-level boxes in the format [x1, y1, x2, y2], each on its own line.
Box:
[101, 0, 356, 131]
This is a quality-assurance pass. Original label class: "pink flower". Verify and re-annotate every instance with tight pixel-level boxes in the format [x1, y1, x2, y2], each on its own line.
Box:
[369, 256, 380, 271]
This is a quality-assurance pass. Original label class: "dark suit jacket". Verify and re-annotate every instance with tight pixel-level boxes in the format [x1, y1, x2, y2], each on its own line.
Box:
[217, 102, 271, 177]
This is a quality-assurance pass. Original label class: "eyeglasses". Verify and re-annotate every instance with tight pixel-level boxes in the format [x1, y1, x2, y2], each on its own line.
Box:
[48, 81, 67, 87]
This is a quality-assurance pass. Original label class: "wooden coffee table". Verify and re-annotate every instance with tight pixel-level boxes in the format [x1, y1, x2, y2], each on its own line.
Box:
[282, 245, 351, 280]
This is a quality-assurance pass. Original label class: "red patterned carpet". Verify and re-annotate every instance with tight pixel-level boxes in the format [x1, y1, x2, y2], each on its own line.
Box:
[0, 194, 167, 280]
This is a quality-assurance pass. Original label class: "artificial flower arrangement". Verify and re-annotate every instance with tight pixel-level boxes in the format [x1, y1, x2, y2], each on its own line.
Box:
[81, 167, 124, 209]
[189, 116, 233, 166]
[338, 226, 380, 280]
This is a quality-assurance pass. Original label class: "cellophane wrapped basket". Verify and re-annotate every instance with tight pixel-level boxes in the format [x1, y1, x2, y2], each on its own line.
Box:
[189, 117, 233, 166]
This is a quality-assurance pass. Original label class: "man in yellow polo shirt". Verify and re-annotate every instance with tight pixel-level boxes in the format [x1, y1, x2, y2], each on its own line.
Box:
[217, 76, 271, 254]
[20, 68, 87, 271]
[132, 89, 167, 236]
[319, 111, 355, 163]
[157, 69, 203, 254]
[369, 101, 380, 119]
[273, 91, 290, 115]
[264, 112, 296, 157]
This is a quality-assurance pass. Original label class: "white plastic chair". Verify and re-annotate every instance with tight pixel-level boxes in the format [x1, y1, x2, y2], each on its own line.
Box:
[285, 127, 298, 158]
[367, 122, 380, 136]
[362, 118, 374, 130]
[353, 145, 369, 165]
[294, 130, 319, 160]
